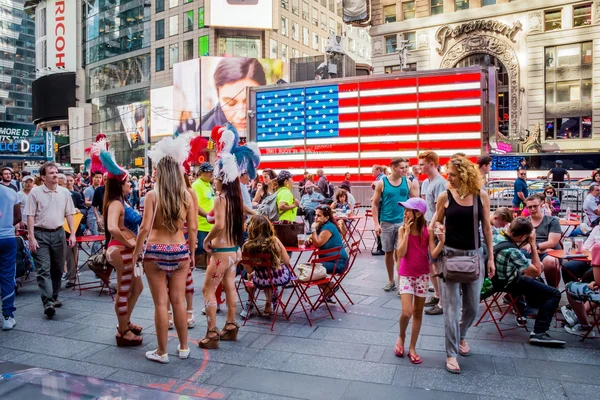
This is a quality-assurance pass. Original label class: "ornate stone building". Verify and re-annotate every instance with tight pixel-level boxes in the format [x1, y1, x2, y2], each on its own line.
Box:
[369, 0, 600, 153]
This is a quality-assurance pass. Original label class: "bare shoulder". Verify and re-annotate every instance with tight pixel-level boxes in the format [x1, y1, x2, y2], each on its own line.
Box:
[479, 189, 490, 200]
[437, 190, 448, 201]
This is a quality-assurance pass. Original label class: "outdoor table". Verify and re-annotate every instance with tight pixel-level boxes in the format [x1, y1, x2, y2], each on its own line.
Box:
[285, 245, 316, 269]
[337, 215, 363, 249]
[74, 235, 113, 299]
[547, 249, 591, 262]
[559, 219, 580, 243]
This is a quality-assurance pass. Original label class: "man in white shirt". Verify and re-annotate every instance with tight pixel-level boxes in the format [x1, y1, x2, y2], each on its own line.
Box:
[17, 175, 34, 226]
[26, 162, 76, 318]
[583, 183, 600, 227]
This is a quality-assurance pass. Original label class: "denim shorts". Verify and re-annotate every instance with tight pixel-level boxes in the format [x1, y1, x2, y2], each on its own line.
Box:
[380, 221, 403, 253]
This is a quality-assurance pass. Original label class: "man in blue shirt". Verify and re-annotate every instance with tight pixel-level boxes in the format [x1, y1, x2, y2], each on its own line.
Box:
[0, 184, 20, 330]
[299, 181, 325, 225]
[513, 168, 529, 209]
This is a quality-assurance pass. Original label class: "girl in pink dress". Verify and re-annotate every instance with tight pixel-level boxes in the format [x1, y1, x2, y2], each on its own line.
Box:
[394, 198, 444, 364]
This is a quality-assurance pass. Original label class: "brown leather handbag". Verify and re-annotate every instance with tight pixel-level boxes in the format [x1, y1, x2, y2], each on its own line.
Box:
[272, 221, 305, 247]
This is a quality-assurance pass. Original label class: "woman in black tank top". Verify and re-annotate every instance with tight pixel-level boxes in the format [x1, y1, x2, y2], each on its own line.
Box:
[432, 156, 495, 374]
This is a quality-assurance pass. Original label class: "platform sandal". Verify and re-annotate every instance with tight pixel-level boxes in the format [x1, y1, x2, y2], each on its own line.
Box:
[198, 328, 220, 349]
[116, 328, 143, 347]
[219, 321, 240, 341]
[115, 321, 143, 336]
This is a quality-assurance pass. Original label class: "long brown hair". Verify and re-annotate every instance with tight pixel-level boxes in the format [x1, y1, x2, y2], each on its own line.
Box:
[404, 207, 427, 246]
[103, 175, 126, 241]
[155, 157, 188, 233]
[316, 205, 342, 233]
[242, 215, 281, 267]
[221, 177, 244, 246]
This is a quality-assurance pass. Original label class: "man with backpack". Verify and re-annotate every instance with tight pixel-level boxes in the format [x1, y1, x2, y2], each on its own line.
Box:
[492, 217, 565, 346]
[316, 169, 333, 198]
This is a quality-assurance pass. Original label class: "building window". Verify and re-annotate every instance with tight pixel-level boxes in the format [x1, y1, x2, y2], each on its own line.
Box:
[312, 7, 318, 26]
[303, 27, 310, 46]
[321, 37, 327, 53]
[169, 15, 178, 36]
[574, 3, 592, 27]
[403, 31, 416, 50]
[546, 42, 592, 68]
[545, 9, 562, 31]
[198, 35, 209, 56]
[282, 0, 289, 10]
[482, 0, 496, 5]
[329, 18, 335, 36]
[293, 48, 300, 58]
[218, 36, 261, 58]
[156, 47, 165, 71]
[169, 0, 178, 9]
[183, 39, 193, 61]
[403, 1, 415, 19]
[292, 22, 299, 41]
[156, 0, 164, 13]
[312, 32, 319, 50]
[329, 0, 335, 12]
[293, 0, 299, 15]
[302, 1, 309, 21]
[385, 35, 397, 54]
[321, 0, 326, 6]
[546, 117, 592, 140]
[184, 10, 194, 32]
[385, 64, 417, 74]
[155, 19, 164, 40]
[270, 39, 278, 59]
[384, 5, 396, 23]
[336, 22, 342, 35]
[169, 43, 179, 68]
[281, 16, 288, 37]
[455, 0, 469, 11]
[282, 43, 288, 62]
[198, 7, 205, 28]
[321, 13, 327, 31]
[431, 0, 443, 15]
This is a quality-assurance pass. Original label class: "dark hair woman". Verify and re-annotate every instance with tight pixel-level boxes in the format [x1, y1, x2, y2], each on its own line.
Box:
[252, 168, 277, 205]
[199, 159, 245, 350]
[200, 58, 267, 133]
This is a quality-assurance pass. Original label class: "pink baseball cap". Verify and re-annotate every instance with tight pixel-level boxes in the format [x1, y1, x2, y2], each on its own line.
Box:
[398, 198, 427, 214]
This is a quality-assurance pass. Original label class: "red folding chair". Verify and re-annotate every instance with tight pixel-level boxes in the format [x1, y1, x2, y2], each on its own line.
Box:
[352, 202, 361, 215]
[358, 209, 377, 251]
[313, 240, 360, 313]
[239, 253, 289, 331]
[475, 291, 528, 338]
[284, 247, 341, 327]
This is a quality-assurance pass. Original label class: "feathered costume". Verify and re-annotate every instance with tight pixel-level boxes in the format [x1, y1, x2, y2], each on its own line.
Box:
[84, 133, 109, 174]
[97, 141, 128, 181]
[213, 123, 261, 183]
[147, 136, 190, 167]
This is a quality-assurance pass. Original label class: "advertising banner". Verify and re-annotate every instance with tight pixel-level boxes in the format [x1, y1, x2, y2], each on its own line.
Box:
[117, 102, 148, 147]
[0, 122, 51, 161]
[209, 0, 273, 30]
[173, 60, 201, 134]
[150, 86, 175, 138]
[68, 107, 85, 163]
[46, 0, 77, 72]
[198, 57, 287, 137]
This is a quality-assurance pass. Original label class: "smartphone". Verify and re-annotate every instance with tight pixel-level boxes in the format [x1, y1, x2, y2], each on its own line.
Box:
[227, 0, 259, 4]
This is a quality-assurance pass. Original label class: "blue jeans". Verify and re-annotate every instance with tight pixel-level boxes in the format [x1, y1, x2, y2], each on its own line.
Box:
[0, 238, 17, 318]
[195, 231, 209, 255]
[507, 276, 561, 334]
[323, 257, 348, 274]
[86, 214, 101, 254]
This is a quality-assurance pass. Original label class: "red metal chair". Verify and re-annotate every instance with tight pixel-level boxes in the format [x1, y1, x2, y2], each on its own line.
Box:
[357, 209, 377, 251]
[239, 252, 289, 331]
[475, 291, 528, 338]
[284, 246, 341, 327]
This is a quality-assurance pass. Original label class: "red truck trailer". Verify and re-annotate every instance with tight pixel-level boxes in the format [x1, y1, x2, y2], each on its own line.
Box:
[247, 66, 497, 182]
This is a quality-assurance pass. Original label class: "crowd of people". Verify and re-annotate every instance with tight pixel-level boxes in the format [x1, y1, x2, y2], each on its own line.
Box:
[1, 145, 600, 374]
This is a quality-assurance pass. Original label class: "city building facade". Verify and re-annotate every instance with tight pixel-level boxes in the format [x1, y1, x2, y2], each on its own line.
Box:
[369, 0, 600, 153]
[1, 0, 35, 123]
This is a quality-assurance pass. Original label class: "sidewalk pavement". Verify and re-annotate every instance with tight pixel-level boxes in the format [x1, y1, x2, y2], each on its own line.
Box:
[1, 247, 599, 400]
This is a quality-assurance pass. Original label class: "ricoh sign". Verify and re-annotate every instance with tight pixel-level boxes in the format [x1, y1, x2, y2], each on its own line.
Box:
[41, 0, 76, 72]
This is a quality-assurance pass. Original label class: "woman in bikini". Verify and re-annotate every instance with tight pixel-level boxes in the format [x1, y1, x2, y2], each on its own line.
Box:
[199, 156, 245, 349]
[133, 153, 197, 363]
[103, 162, 144, 347]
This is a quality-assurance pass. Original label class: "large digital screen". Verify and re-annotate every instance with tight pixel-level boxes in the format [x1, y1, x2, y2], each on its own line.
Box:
[198, 57, 287, 136]
[209, 0, 273, 30]
[117, 102, 148, 147]
[173, 59, 201, 135]
[150, 86, 175, 138]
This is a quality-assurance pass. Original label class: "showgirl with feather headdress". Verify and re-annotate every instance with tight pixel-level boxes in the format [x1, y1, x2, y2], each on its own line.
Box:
[84, 133, 110, 174]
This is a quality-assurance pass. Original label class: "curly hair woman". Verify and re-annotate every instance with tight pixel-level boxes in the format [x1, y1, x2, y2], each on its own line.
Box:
[241, 215, 291, 316]
[433, 155, 494, 374]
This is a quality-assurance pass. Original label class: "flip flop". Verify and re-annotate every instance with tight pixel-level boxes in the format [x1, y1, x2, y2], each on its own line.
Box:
[408, 353, 422, 365]
[459, 342, 470, 357]
[394, 346, 404, 357]
[446, 359, 461, 374]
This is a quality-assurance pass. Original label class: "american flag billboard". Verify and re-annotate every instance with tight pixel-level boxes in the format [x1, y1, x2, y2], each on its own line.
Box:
[251, 69, 487, 181]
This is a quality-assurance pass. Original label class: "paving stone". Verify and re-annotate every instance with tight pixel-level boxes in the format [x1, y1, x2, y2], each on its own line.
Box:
[0, 348, 36, 364]
[221, 367, 350, 400]
[319, 326, 399, 345]
[391, 365, 415, 387]
[194, 363, 243, 386]
[10, 315, 81, 336]
[363, 345, 385, 362]
[380, 349, 495, 373]
[561, 381, 600, 399]
[265, 336, 369, 360]
[537, 379, 568, 400]
[248, 333, 277, 348]
[541, 345, 600, 366]
[227, 389, 302, 400]
[419, 336, 528, 358]
[68, 343, 110, 361]
[22, 354, 117, 379]
[65, 312, 155, 330]
[279, 353, 396, 384]
[344, 381, 478, 400]
[413, 367, 544, 399]
[512, 358, 600, 385]
[0, 331, 97, 358]
[246, 349, 292, 370]
[358, 296, 379, 306]
[492, 356, 516, 376]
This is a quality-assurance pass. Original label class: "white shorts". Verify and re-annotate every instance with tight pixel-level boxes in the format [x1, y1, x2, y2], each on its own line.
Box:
[399, 275, 430, 298]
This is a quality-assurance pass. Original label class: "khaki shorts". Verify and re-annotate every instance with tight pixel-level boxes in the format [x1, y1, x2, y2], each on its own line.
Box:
[381, 221, 403, 253]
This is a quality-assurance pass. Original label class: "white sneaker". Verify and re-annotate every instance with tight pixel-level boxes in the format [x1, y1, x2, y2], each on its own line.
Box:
[145, 349, 169, 363]
[187, 311, 195, 328]
[564, 324, 597, 338]
[240, 302, 254, 319]
[178, 345, 190, 359]
[2, 316, 16, 331]
[561, 306, 578, 327]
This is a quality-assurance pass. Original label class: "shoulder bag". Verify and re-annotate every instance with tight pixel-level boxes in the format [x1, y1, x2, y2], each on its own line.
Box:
[439, 193, 481, 283]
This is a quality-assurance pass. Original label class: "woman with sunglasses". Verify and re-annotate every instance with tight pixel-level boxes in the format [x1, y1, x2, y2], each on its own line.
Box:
[543, 185, 560, 216]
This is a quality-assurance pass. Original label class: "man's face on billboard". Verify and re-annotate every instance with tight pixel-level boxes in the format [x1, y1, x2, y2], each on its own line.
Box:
[218, 78, 260, 132]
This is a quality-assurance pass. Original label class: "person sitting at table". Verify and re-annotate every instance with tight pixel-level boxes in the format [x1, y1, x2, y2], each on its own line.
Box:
[565, 243, 600, 336]
[241, 215, 291, 317]
[332, 189, 352, 213]
[523, 195, 562, 288]
[298, 181, 324, 226]
[521, 193, 553, 218]
[543, 185, 561, 216]
[492, 207, 514, 230]
[583, 183, 600, 228]
[306, 205, 348, 274]
[492, 217, 565, 346]
[560, 227, 600, 337]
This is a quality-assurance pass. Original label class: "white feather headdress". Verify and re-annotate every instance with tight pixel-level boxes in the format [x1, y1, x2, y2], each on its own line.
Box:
[214, 153, 239, 184]
[148, 136, 190, 165]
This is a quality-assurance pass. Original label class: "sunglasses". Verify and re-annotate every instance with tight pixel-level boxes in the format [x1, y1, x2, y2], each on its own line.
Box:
[545, 191, 554, 194]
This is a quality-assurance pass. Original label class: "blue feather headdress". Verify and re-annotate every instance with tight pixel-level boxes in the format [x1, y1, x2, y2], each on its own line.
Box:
[217, 123, 261, 180]
[97, 140, 127, 180]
